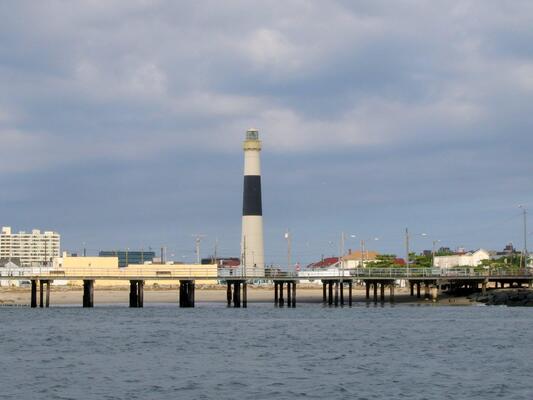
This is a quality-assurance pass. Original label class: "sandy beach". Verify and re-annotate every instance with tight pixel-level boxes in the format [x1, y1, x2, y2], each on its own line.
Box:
[0, 285, 473, 306]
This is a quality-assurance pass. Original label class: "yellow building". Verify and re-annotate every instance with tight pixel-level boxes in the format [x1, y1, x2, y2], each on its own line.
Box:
[53, 256, 217, 287]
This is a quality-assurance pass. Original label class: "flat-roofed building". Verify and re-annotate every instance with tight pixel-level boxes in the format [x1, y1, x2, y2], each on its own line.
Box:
[99, 250, 156, 267]
[434, 249, 490, 269]
[0, 226, 60, 266]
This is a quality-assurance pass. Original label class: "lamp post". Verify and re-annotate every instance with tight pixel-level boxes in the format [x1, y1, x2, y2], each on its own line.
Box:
[285, 230, 292, 275]
[405, 229, 427, 276]
[432, 239, 441, 267]
[519, 205, 528, 269]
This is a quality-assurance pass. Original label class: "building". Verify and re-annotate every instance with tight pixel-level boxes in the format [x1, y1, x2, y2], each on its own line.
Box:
[241, 128, 265, 276]
[433, 249, 490, 269]
[306, 257, 340, 269]
[0, 226, 60, 267]
[342, 250, 379, 268]
[201, 257, 240, 268]
[99, 250, 155, 268]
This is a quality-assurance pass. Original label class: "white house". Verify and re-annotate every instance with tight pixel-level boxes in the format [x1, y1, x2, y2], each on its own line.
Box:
[433, 249, 490, 269]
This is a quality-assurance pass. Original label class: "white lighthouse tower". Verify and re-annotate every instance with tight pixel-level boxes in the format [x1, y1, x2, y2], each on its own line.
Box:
[241, 128, 265, 276]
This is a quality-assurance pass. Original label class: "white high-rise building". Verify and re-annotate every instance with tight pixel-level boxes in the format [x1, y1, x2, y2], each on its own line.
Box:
[0, 226, 60, 266]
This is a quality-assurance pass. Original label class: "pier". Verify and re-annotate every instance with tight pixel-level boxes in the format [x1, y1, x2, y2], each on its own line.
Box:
[2, 268, 532, 308]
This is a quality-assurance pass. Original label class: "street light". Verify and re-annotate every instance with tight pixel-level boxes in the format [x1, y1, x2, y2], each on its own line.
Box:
[432, 239, 441, 267]
[284, 229, 291, 274]
[518, 205, 528, 268]
[405, 228, 428, 275]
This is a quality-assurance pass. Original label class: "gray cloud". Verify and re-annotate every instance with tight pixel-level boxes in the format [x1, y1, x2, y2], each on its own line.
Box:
[1, 0, 532, 264]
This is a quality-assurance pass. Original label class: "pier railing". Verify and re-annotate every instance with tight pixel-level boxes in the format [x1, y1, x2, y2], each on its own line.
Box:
[0, 266, 531, 281]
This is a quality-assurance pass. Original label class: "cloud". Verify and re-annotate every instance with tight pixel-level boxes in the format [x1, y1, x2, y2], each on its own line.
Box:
[1, 0, 533, 260]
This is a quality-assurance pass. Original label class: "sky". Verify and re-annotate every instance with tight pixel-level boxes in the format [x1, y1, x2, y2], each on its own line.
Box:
[1, 0, 532, 266]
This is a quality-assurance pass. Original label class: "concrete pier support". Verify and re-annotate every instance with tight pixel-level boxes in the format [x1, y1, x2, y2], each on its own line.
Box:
[389, 284, 395, 303]
[233, 281, 241, 307]
[431, 286, 438, 302]
[179, 280, 195, 308]
[130, 280, 138, 307]
[83, 280, 94, 308]
[138, 280, 144, 307]
[275, 282, 279, 305]
[31, 280, 37, 308]
[334, 281, 339, 306]
[279, 282, 284, 307]
[242, 282, 247, 308]
[380, 283, 385, 302]
[365, 282, 370, 300]
[424, 283, 430, 300]
[340, 281, 344, 306]
[287, 281, 292, 306]
[410, 282, 414, 296]
[482, 281, 487, 296]
[43, 280, 50, 308]
[373, 283, 378, 303]
[39, 280, 44, 308]
[416, 282, 421, 298]
[129, 280, 144, 308]
[328, 281, 333, 306]
[227, 282, 232, 307]
[323, 282, 327, 303]
[348, 281, 353, 306]
[291, 282, 296, 308]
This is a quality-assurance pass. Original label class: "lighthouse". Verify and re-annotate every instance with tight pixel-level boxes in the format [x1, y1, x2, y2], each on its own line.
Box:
[241, 128, 265, 276]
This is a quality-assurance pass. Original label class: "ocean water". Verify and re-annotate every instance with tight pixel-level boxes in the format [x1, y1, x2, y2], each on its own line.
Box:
[0, 304, 532, 400]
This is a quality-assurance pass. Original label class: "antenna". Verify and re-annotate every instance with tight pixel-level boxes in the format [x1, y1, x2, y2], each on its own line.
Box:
[192, 234, 206, 264]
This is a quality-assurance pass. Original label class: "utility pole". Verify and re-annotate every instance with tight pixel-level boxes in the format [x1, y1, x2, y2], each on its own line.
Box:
[285, 230, 292, 274]
[213, 237, 219, 264]
[405, 228, 410, 276]
[360, 239, 365, 268]
[192, 234, 206, 264]
[432, 240, 437, 267]
[340, 232, 345, 281]
[519, 205, 528, 268]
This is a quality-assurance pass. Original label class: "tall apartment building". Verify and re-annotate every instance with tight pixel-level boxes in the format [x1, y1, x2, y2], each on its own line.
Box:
[0, 226, 60, 266]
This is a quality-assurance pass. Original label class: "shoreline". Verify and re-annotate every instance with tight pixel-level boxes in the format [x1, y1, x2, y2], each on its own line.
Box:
[0, 285, 475, 306]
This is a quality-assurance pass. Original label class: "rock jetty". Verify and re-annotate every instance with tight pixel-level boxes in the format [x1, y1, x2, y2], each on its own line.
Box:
[470, 289, 533, 306]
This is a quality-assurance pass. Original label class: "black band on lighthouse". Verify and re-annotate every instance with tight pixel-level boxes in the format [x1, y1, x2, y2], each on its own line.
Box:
[243, 175, 262, 216]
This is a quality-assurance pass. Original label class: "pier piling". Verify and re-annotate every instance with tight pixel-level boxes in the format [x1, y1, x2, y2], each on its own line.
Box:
[243, 282, 247, 308]
[348, 281, 353, 306]
[31, 280, 37, 308]
[83, 280, 94, 308]
[39, 280, 44, 308]
[227, 282, 232, 307]
[45, 280, 50, 308]
[179, 280, 195, 308]
[291, 282, 296, 307]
